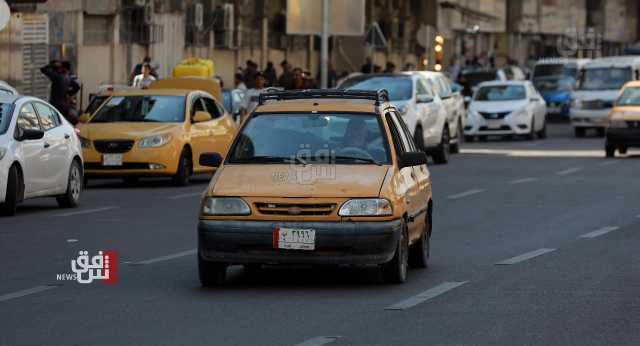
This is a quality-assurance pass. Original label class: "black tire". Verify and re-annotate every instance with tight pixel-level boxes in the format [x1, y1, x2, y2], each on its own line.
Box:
[199, 253, 227, 287]
[56, 160, 82, 208]
[619, 146, 628, 155]
[409, 206, 432, 268]
[596, 128, 606, 137]
[0, 165, 20, 217]
[449, 121, 463, 154]
[575, 127, 586, 138]
[244, 263, 262, 276]
[413, 126, 425, 152]
[478, 135, 487, 142]
[537, 120, 547, 139]
[464, 135, 474, 142]
[382, 219, 409, 284]
[527, 119, 536, 140]
[172, 149, 192, 186]
[432, 126, 450, 165]
[605, 144, 616, 158]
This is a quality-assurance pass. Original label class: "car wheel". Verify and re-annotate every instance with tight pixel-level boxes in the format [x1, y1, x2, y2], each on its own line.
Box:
[449, 120, 462, 154]
[619, 146, 628, 155]
[526, 118, 536, 140]
[478, 135, 487, 142]
[432, 126, 450, 165]
[596, 128, 606, 137]
[605, 144, 616, 158]
[575, 127, 586, 138]
[413, 126, 425, 152]
[382, 219, 409, 284]
[0, 165, 20, 217]
[172, 149, 192, 186]
[537, 120, 547, 139]
[409, 206, 431, 268]
[464, 135, 474, 142]
[56, 160, 82, 208]
[199, 253, 227, 287]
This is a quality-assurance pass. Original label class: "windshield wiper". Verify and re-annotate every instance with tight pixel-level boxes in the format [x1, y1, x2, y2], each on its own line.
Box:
[333, 155, 382, 165]
[230, 155, 297, 164]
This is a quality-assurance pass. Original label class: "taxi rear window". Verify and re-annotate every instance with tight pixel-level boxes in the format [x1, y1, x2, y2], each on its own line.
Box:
[229, 113, 391, 165]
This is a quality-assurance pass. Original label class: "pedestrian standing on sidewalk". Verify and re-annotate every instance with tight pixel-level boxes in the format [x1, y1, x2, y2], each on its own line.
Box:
[40, 60, 74, 123]
[239, 72, 266, 121]
[132, 63, 157, 89]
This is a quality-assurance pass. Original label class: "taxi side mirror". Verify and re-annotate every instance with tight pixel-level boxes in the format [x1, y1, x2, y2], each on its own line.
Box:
[79, 113, 91, 123]
[399, 152, 428, 169]
[199, 152, 223, 167]
[193, 111, 212, 123]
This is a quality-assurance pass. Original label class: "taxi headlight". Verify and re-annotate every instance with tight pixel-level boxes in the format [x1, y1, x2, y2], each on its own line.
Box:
[78, 136, 92, 149]
[609, 119, 627, 128]
[0, 147, 6, 160]
[338, 198, 392, 216]
[139, 133, 172, 148]
[202, 197, 251, 216]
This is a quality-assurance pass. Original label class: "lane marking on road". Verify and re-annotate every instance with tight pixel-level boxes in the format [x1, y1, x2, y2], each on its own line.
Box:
[447, 189, 485, 200]
[579, 226, 620, 239]
[495, 248, 556, 265]
[385, 281, 468, 310]
[167, 192, 203, 200]
[636, 214, 640, 219]
[599, 161, 618, 166]
[54, 206, 118, 217]
[508, 177, 538, 185]
[294, 336, 341, 346]
[126, 249, 196, 265]
[556, 167, 582, 176]
[0, 285, 57, 303]
[66, 238, 78, 243]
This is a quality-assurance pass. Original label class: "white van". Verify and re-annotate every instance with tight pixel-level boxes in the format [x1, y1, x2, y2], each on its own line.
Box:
[570, 56, 640, 137]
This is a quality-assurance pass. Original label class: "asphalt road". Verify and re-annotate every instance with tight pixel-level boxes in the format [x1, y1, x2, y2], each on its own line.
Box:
[2, 124, 640, 346]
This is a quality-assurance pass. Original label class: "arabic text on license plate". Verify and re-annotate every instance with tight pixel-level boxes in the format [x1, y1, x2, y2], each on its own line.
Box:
[103, 154, 123, 166]
[273, 227, 315, 250]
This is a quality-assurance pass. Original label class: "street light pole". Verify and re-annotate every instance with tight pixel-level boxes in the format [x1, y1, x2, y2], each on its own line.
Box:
[320, 0, 329, 88]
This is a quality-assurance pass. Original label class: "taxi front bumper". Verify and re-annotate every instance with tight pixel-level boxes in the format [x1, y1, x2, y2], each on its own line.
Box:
[198, 219, 402, 265]
[82, 145, 181, 177]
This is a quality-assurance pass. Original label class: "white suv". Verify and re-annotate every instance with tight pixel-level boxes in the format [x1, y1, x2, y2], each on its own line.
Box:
[0, 95, 84, 216]
[340, 73, 451, 164]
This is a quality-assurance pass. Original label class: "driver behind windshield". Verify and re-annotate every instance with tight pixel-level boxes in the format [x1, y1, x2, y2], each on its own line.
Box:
[343, 118, 370, 149]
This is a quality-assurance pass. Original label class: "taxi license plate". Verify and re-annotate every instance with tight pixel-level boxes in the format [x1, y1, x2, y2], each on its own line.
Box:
[273, 227, 315, 251]
[102, 154, 123, 166]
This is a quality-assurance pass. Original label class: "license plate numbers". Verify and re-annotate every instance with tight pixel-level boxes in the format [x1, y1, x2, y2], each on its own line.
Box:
[102, 154, 123, 166]
[273, 227, 315, 250]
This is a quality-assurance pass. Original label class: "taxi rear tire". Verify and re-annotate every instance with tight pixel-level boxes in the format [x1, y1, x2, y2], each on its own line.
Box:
[199, 254, 227, 287]
[0, 165, 20, 217]
[409, 206, 432, 269]
[382, 219, 408, 284]
[172, 149, 192, 186]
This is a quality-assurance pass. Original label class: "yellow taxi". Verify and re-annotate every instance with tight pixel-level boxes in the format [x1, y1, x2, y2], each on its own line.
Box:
[606, 81, 640, 157]
[78, 79, 237, 185]
[195, 90, 433, 285]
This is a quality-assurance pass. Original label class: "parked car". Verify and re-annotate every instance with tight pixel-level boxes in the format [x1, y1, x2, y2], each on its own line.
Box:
[414, 71, 466, 153]
[222, 89, 245, 123]
[570, 56, 640, 137]
[532, 58, 589, 118]
[196, 89, 433, 285]
[605, 81, 640, 157]
[77, 78, 237, 186]
[464, 81, 547, 140]
[339, 73, 451, 164]
[0, 95, 83, 216]
[0, 81, 18, 96]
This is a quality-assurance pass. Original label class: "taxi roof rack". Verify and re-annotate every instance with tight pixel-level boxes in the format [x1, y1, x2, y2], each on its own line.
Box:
[258, 89, 390, 106]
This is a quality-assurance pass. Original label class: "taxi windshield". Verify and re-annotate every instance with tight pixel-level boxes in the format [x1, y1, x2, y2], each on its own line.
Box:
[616, 87, 640, 106]
[228, 113, 391, 165]
[0, 103, 14, 135]
[90, 95, 185, 123]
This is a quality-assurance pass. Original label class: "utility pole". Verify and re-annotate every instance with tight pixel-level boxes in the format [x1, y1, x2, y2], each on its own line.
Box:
[320, 0, 329, 88]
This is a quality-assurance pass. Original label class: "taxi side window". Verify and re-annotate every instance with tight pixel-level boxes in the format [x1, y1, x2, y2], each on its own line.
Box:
[385, 111, 408, 159]
[191, 97, 206, 118]
[16, 103, 41, 132]
[394, 111, 418, 152]
[202, 98, 223, 119]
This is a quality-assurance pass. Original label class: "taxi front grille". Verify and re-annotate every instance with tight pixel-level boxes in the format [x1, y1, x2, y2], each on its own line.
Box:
[94, 140, 135, 154]
[255, 203, 337, 216]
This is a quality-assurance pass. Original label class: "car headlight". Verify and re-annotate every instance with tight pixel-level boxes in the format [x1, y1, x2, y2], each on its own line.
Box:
[138, 133, 172, 148]
[202, 197, 251, 216]
[0, 147, 6, 160]
[338, 198, 392, 216]
[571, 99, 582, 109]
[78, 136, 92, 149]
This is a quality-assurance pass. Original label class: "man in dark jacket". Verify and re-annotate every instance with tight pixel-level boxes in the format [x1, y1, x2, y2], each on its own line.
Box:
[40, 60, 80, 124]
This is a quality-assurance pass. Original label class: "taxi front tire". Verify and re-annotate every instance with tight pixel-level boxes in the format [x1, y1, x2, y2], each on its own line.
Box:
[199, 252, 227, 287]
[172, 148, 192, 186]
[381, 219, 409, 284]
[409, 207, 431, 268]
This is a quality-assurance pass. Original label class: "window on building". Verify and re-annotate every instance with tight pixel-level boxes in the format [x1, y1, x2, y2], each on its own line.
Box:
[84, 15, 113, 45]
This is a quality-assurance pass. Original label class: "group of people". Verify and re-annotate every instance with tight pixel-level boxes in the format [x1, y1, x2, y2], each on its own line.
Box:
[40, 60, 81, 125]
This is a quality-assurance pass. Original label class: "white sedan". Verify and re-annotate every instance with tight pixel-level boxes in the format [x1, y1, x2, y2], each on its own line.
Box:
[0, 95, 83, 216]
[464, 81, 547, 140]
